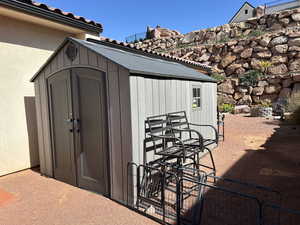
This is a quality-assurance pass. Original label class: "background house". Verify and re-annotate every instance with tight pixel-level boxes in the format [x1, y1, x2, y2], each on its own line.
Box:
[0, 0, 102, 176]
[230, 0, 300, 23]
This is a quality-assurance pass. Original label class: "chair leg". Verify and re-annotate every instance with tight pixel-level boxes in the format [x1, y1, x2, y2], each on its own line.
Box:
[206, 147, 216, 183]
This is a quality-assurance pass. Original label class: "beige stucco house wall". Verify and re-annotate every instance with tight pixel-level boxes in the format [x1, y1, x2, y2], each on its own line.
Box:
[0, 4, 100, 176]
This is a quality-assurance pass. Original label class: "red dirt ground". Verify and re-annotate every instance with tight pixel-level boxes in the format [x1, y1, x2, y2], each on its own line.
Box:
[202, 114, 300, 210]
[0, 114, 299, 225]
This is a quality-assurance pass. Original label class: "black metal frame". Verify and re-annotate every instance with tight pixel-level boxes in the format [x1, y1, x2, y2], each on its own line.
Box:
[127, 162, 300, 225]
[217, 107, 225, 141]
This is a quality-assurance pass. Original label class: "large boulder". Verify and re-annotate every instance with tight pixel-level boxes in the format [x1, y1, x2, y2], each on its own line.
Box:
[271, 55, 288, 64]
[218, 94, 236, 105]
[257, 80, 269, 87]
[221, 54, 237, 68]
[226, 63, 242, 75]
[259, 36, 271, 47]
[289, 59, 300, 71]
[255, 51, 272, 58]
[196, 53, 211, 62]
[238, 95, 252, 105]
[293, 73, 300, 82]
[234, 92, 245, 100]
[241, 48, 253, 58]
[264, 84, 282, 94]
[218, 79, 234, 94]
[282, 78, 293, 88]
[291, 13, 300, 22]
[270, 36, 288, 46]
[251, 58, 262, 70]
[233, 45, 244, 53]
[252, 86, 265, 95]
[279, 88, 292, 98]
[273, 44, 288, 54]
[288, 38, 300, 46]
[234, 105, 251, 114]
[260, 94, 278, 104]
[268, 64, 288, 75]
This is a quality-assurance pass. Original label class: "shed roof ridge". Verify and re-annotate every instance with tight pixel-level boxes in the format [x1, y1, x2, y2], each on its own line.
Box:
[84, 40, 183, 66]
[86, 38, 211, 71]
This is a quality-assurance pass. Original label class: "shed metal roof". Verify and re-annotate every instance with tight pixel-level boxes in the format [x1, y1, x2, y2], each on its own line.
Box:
[71, 38, 216, 83]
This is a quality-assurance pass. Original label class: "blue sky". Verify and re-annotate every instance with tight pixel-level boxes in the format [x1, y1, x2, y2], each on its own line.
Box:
[40, 0, 282, 41]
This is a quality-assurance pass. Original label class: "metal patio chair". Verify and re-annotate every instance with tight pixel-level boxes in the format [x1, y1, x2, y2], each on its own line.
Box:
[167, 111, 217, 177]
[145, 114, 195, 164]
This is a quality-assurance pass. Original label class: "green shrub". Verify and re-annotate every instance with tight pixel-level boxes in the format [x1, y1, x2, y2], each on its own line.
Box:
[211, 73, 225, 82]
[219, 103, 234, 113]
[239, 70, 264, 87]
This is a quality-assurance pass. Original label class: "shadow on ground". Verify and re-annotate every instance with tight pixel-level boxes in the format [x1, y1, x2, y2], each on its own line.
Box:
[181, 116, 300, 225]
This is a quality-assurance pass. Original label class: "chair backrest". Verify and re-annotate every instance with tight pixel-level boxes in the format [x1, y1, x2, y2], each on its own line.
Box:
[167, 111, 191, 139]
[144, 114, 170, 165]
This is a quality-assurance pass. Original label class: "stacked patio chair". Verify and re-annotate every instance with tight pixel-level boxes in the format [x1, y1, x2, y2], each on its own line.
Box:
[167, 111, 217, 177]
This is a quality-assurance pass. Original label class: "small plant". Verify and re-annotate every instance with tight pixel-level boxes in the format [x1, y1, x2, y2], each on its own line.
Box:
[218, 36, 230, 43]
[211, 73, 225, 82]
[239, 70, 264, 87]
[219, 103, 234, 113]
[259, 60, 272, 73]
[260, 102, 272, 108]
[249, 29, 265, 37]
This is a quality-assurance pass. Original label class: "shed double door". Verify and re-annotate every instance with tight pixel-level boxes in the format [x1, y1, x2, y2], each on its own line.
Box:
[48, 68, 109, 195]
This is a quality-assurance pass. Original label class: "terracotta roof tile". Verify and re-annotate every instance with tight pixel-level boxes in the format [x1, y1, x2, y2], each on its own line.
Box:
[10, 0, 103, 32]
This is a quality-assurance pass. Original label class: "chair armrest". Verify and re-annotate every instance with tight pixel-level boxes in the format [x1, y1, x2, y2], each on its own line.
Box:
[188, 123, 219, 144]
[172, 127, 204, 147]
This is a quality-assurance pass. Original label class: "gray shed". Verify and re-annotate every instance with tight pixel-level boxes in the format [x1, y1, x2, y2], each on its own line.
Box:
[31, 37, 217, 204]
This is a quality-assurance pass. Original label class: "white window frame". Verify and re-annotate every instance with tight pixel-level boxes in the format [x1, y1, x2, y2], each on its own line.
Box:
[191, 85, 202, 110]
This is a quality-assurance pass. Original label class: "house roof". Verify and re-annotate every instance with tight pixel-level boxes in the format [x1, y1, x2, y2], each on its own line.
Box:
[31, 37, 216, 83]
[229, 1, 255, 23]
[0, 0, 103, 33]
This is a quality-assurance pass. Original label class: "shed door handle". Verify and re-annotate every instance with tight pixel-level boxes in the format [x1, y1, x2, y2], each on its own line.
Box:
[74, 119, 80, 133]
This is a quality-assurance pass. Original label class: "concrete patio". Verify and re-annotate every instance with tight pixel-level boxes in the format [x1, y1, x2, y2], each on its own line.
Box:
[1, 114, 300, 225]
[0, 169, 158, 225]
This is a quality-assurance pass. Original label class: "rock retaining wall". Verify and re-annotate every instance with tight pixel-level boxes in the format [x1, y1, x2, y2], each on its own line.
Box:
[135, 8, 300, 107]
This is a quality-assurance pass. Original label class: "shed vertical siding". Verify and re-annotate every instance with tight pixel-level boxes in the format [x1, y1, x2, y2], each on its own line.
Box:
[34, 41, 132, 203]
[189, 82, 217, 141]
[129, 76, 217, 165]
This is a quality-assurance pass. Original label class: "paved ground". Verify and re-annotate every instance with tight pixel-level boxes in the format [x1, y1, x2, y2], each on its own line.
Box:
[0, 169, 158, 225]
[203, 114, 300, 209]
[0, 114, 300, 225]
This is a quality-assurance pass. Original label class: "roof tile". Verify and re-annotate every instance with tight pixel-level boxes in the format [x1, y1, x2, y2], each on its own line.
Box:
[13, 0, 103, 31]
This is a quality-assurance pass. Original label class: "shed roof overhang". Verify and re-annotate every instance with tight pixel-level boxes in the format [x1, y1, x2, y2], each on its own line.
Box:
[31, 38, 217, 83]
[0, 0, 103, 34]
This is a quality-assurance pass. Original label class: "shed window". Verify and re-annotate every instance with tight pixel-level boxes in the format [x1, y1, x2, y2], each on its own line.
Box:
[192, 87, 201, 109]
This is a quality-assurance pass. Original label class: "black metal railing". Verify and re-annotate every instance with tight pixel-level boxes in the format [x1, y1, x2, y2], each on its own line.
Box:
[127, 162, 300, 225]
[125, 32, 147, 43]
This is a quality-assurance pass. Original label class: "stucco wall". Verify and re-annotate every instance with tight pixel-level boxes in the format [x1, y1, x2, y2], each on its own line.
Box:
[0, 15, 94, 176]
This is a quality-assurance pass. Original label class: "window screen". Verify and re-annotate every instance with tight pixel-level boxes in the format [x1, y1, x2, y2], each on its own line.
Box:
[192, 87, 201, 109]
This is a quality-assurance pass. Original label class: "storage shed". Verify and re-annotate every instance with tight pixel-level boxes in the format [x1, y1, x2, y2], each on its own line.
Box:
[31, 37, 217, 204]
